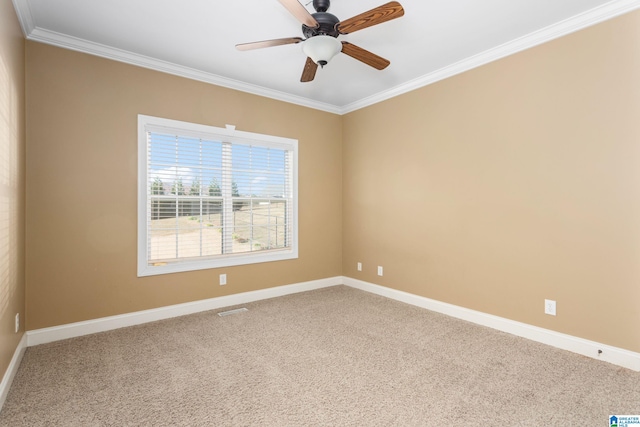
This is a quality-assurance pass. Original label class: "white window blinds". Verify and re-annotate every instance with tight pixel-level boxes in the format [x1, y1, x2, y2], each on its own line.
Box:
[138, 115, 298, 276]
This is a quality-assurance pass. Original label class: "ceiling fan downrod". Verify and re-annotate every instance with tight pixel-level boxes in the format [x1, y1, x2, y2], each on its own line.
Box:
[312, 0, 330, 13]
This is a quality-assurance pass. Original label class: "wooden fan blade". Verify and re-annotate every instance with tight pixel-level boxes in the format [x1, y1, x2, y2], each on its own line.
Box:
[341, 42, 390, 70]
[236, 37, 304, 51]
[337, 1, 404, 34]
[278, 0, 319, 28]
[301, 57, 318, 82]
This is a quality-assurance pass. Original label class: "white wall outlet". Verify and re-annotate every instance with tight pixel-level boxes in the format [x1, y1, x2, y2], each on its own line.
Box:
[544, 299, 556, 316]
[377, 266, 383, 276]
[219, 274, 227, 286]
[14, 313, 19, 333]
[357, 262, 362, 271]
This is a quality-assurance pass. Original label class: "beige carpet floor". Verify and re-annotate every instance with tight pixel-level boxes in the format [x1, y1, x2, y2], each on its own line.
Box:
[0, 285, 638, 426]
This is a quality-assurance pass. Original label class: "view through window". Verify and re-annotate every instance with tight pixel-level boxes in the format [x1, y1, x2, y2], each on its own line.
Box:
[138, 116, 298, 276]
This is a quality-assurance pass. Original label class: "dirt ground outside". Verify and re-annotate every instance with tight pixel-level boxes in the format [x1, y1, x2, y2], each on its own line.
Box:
[148, 202, 288, 261]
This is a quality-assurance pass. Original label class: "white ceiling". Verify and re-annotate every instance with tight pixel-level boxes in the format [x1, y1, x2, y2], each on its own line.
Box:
[12, 0, 640, 114]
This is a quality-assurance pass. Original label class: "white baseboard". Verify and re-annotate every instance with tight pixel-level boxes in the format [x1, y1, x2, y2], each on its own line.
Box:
[0, 334, 27, 411]
[342, 276, 640, 372]
[27, 276, 342, 347]
[23, 275, 640, 372]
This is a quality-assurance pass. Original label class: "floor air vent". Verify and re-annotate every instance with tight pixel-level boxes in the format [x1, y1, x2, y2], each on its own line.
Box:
[217, 308, 248, 317]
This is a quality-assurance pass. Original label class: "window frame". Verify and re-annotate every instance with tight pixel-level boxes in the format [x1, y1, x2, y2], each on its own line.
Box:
[137, 115, 298, 277]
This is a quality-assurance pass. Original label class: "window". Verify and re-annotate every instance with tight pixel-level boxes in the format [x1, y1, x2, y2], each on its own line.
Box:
[138, 115, 298, 276]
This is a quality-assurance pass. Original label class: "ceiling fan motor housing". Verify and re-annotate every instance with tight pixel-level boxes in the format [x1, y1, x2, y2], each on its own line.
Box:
[302, 12, 340, 38]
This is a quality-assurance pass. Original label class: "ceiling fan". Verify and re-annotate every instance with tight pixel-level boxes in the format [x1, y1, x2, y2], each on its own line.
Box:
[236, 0, 404, 82]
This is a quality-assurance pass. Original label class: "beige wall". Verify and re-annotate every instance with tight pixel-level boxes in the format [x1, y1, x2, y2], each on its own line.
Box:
[21, 8, 640, 354]
[0, 0, 26, 379]
[25, 42, 342, 330]
[343, 11, 640, 353]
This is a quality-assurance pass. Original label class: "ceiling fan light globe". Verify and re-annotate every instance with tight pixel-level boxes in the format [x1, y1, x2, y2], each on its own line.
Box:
[302, 36, 342, 66]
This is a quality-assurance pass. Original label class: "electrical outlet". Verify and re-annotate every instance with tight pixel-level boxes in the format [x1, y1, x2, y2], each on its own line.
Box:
[357, 262, 362, 271]
[544, 299, 556, 316]
[377, 266, 383, 276]
[219, 274, 227, 286]
[14, 313, 19, 333]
